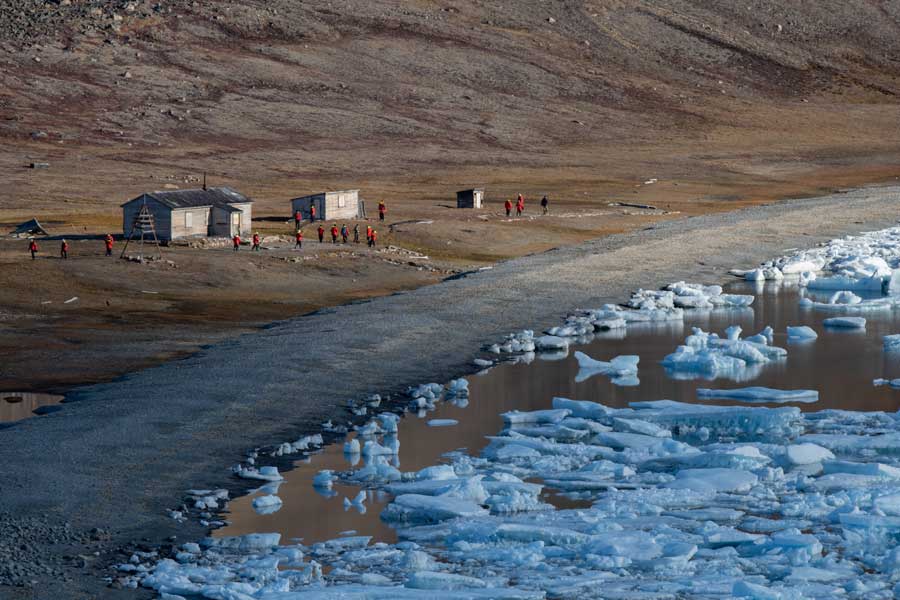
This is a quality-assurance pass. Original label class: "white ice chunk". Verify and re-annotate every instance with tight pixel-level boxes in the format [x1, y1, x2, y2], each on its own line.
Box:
[666, 468, 758, 493]
[786, 325, 817, 340]
[573, 351, 639, 384]
[823, 316, 866, 329]
[696, 387, 818, 404]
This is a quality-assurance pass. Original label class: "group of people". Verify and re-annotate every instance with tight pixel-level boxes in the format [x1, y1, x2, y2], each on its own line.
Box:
[27, 234, 115, 260]
[311, 223, 378, 247]
[504, 194, 550, 217]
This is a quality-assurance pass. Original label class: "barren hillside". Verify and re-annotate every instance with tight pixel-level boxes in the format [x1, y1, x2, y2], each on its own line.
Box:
[2, 0, 899, 216]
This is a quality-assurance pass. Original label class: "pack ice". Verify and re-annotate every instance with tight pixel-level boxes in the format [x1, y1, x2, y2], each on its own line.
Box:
[132, 391, 900, 600]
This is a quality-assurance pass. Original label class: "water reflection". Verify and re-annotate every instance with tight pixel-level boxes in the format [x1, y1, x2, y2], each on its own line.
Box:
[0, 392, 64, 422]
[216, 281, 900, 544]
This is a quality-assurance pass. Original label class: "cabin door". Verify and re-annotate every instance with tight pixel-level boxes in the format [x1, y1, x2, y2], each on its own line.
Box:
[231, 212, 241, 236]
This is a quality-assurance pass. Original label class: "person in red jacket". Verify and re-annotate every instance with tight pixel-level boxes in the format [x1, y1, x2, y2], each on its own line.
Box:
[28, 238, 38, 260]
[378, 201, 386, 222]
[232, 234, 241, 251]
[330, 224, 339, 244]
[368, 229, 377, 247]
[504, 199, 512, 217]
[366, 225, 372, 242]
[294, 210, 302, 230]
[252, 232, 261, 251]
[295, 229, 303, 249]
[317, 225, 325, 243]
[309, 203, 317, 222]
[60, 239, 69, 259]
[104, 233, 114, 257]
[516, 194, 524, 217]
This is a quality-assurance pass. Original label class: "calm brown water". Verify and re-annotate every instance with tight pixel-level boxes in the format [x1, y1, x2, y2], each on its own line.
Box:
[216, 281, 900, 544]
[0, 392, 63, 422]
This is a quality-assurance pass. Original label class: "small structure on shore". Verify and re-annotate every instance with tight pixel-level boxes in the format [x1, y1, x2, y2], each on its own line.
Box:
[121, 187, 253, 241]
[11, 218, 49, 237]
[456, 188, 484, 209]
[291, 190, 362, 221]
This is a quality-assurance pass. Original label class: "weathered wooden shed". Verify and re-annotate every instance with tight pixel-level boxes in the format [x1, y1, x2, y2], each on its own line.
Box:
[121, 187, 253, 241]
[456, 188, 484, 209]
[291, 190, 362, 221]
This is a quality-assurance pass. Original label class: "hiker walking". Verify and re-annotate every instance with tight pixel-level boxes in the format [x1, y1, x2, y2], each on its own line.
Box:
[368, 229, 377, 247]
[232, 234, 241, 251]
[353, 224, 360, 243]
[341, 224, 349, 244]
[104, 233, 114, 256]
[378, 200, 386, 222]
[330, 224, 339, 244]
[28, 238, 38, 260]
[60, 239, 69, 259]
[294, 210, 302, 230]
[516, 194, 524, 217]
[309, 202, 317, 222]
[504, 198, 512, 217]
[541, 195, 549, 215]
[317, 225, 325, 243]
[366, 225, 372, 244]
[295, 230, 304, 249]
[252, 232, 261, 251]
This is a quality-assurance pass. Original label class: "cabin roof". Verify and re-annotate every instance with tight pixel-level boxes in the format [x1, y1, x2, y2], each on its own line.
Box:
[122, 187, 252, 209]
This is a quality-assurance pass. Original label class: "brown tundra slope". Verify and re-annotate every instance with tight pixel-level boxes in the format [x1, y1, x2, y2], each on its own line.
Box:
[2, 0, 900, 214]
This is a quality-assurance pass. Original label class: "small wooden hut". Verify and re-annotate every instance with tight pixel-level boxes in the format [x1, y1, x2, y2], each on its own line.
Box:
[456, 188, 484, 209]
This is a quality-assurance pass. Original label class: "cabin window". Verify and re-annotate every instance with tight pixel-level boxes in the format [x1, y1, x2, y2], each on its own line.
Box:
[185, 212, 193, 228]
[338, 195, 346, 208]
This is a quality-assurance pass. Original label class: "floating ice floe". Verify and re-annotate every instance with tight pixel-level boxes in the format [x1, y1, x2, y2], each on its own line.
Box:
[427, 419, 458, 427]
[885, 334, 900, 352]
[823, 316, 866, 329]
[786, 325, 818, 341]
[251, 494, 283, 515]
[573, 351, 639, 385]
[874, 378, 900, 389]
[137, 396, 900, 599]
[234, 465, 283, 482]
[696, 387, 819, 404]
[661, 326, 786, 381]
[627, 282, 753, 310]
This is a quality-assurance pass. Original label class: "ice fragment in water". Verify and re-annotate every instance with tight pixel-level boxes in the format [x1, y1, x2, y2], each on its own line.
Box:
[786, 325, 817, 340]
[573, 351, 639, 385]
[696, 387, 818, 404]
[427, 419, 458, 427]
[251, 494, 282, 515]
[823, 316, 866, 329]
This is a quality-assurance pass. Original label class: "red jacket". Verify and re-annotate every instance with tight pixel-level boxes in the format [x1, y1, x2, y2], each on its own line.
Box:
[371, 231, 378, 241]
[252, 234, 260, 244]
[331, 226, 339, 236]
[504, 200, 512, 210]
[296, 231, 303, 241]
[378, 203, 386, 213]
[29, 241, 38, 251]
[61, 242, 69, 251]
[105, 237, 113, 249]
[310, 206, 316, 217]
[294, 211, 301, 221]
[317, 226, 325, 235]
[233, 236, 241, 245]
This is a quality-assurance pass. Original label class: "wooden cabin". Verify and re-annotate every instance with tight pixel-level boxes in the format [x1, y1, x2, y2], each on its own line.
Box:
[291, 190, 362, 221]
[121, 187, 253, 241]
[456, 188, 484, 209]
